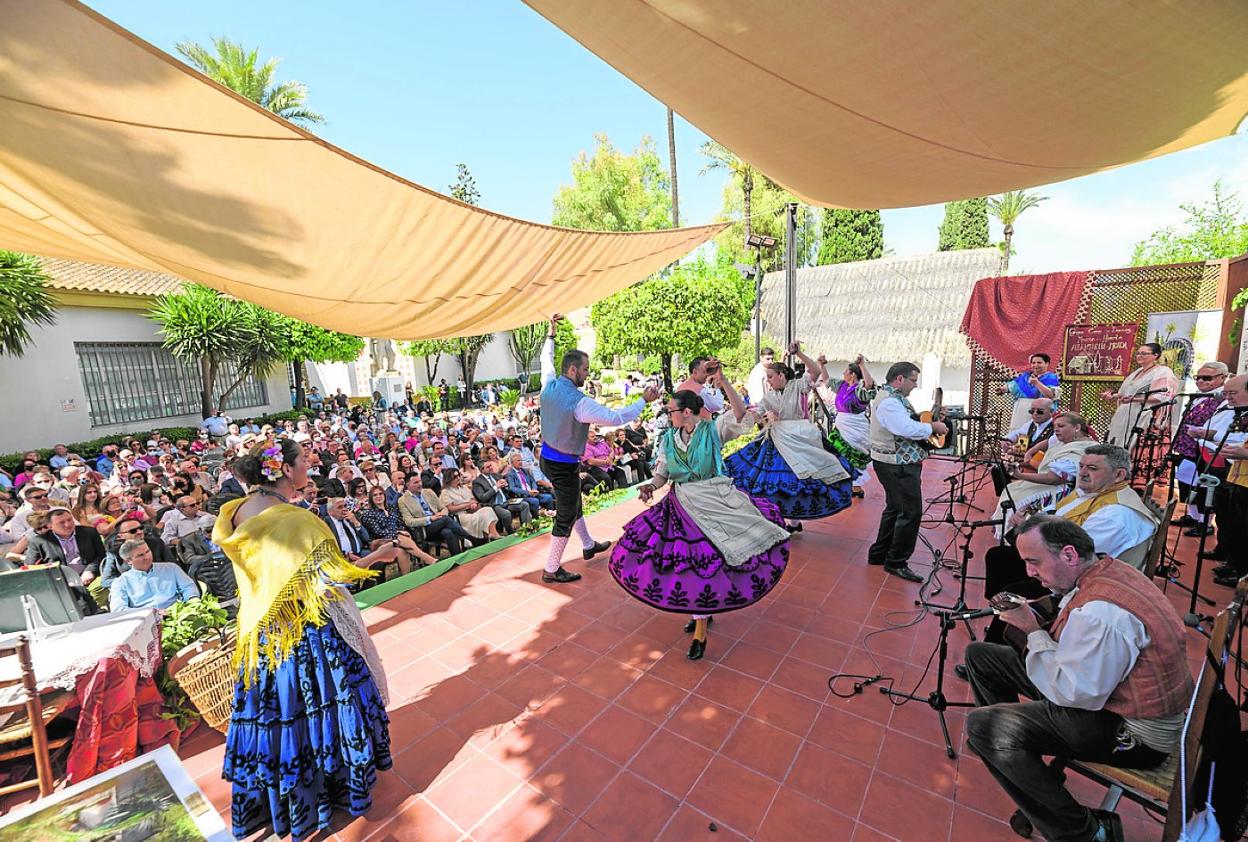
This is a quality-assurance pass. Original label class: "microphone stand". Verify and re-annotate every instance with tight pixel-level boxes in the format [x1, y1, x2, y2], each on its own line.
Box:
[1184, 419, 1238, 622]
[1155, 394, 1216, 607]
[883, 521, 990, 758]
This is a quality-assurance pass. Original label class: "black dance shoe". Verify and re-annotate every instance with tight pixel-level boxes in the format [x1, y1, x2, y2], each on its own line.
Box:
[582, 540, 612, 560]
[542, 566, 583, 584]
[784, 522, 804, 534]
[683, 616, 714, 634]
[953, 663, 969, 682]
[687, 637, 707, 660]
[884, 563, 923, 583]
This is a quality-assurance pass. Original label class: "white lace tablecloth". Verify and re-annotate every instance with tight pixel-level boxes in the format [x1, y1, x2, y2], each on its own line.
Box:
[0, 608, 163, 704]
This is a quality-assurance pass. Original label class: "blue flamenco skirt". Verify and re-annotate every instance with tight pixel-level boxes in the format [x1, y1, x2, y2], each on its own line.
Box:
[608, 491, 789, 614]
[725, 437, 855, 520]
[224, 621, 392, 841]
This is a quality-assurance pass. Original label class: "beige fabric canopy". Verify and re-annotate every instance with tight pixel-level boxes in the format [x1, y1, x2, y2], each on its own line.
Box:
[0, 1, 724, 339]
[526, 0, 1248, 208]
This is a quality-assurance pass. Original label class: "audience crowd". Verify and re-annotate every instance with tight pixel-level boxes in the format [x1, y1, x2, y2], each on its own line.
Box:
[0, 394, 658, 620]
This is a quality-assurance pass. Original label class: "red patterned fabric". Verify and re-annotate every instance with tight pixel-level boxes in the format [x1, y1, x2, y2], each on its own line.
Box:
[66, 656, 180, 783]
[960, 272, 1091, 372]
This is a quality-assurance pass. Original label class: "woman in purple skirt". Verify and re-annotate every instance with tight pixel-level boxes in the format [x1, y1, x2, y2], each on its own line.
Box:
[608, 374, 791, 660]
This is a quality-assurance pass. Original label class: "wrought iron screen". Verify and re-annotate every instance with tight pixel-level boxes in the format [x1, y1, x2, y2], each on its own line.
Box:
[75, 342, 268, 427]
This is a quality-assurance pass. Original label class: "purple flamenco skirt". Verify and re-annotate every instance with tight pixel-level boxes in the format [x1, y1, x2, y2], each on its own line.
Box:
[607, 491, 789, 615]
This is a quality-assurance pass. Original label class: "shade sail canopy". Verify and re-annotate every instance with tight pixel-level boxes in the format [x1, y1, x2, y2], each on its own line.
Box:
[0, 1, 724, 339]
[525, 0, 1248, 208]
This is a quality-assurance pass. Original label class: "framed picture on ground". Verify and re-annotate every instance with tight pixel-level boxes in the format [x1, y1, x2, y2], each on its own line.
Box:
[0, 744, 229, 841]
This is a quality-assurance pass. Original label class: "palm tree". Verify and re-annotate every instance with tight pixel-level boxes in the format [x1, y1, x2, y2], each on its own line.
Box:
[0, 252, 58, 357]
[701, 140, 754, 243]
[667, 108, 679, 227]
[988, 189, 1048, 271]
[175, 36, 325, 128]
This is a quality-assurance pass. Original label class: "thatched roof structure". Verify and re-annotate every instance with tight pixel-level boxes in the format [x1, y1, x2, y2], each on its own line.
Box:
[759, 248, 1001, 367]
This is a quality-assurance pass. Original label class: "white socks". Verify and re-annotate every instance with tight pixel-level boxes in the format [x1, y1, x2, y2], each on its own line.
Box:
[573, 517, 595, 550]
[545, 535, 570, 574]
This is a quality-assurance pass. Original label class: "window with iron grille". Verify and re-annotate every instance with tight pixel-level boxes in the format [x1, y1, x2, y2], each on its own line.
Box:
[75, 342, 269, 427]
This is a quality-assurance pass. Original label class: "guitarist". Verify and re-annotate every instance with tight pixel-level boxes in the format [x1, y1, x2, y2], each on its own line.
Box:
[866, 362, 948, 582]
[1003, 398, 1056, 461]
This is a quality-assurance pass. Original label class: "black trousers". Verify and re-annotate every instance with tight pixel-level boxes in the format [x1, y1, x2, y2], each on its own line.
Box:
[1214, 482, 1248, 574]
[964, 642, 1167, 842]
[425, 515, 470, 555]
[867, 460, 923, 567]
[541, 456, 583, 538]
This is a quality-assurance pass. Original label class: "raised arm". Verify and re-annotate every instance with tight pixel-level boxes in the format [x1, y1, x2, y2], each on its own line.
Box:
[789, 341, 818, 382]
[856, 355, 876, 389]
[714, 371, 749, 422]
[540, 314, 561, 388]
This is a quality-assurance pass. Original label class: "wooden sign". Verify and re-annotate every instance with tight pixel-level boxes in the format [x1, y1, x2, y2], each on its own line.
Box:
[1062, 323, 1139, 381]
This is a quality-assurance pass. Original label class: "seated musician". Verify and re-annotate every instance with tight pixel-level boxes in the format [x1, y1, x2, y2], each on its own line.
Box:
[1002, 398, 1056, 462]
[965, 516, 1192, 842]
[989, 413, 1096, 530]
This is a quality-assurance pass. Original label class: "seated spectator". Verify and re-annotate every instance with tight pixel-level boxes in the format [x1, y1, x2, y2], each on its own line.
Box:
[161, 495, 217, 546]
[384, 468, 405, 507]
[581, 426, 625, 491]
[357, 486, 434, 573]
[329, 451, 363, 484]
[102, 517, 175, 584]
[508, 434, 551, 486]
[504, 451, 554, 516]
[346, 477, 369, 512]
[616, 427, 652, 480]
[108, 538, 200, 611]
[439, 468, 501, 542]
[1, 483, 53, 544]
[322, 496, 372, 560]
[3, 510, 51, 565]
[431, 441, 458, 472]
[471, 460, 530, 533]
[397, 472, 471, 555]
[26, 507, 107, 602]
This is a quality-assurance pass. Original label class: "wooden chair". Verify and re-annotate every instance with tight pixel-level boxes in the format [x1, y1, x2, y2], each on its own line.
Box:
[0, 635, 75, 799]
[1141, 496, 1178, 580]
[1030, 577, 1247, 841]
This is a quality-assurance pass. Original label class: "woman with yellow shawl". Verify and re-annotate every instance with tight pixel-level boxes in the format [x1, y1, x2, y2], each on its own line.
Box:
[213, 440, 403, 841]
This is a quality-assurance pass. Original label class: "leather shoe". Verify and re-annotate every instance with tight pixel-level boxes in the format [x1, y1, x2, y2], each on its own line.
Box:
[683, 616, 714, 634]
[1214, 572, 1242, 588]
[953, 663, 969, 682]
[1171, 514, 1197, 527]
[884, 564, 923, 583]
[582, 540, 612, 561]
[687, 637, 707, 660]
[1184, 524, 1213, 537]
[1089, 809, 1124, 842]
[1212, 563, 1235, 577]
[1199, 550, 1228, 561]
[542, 566, 583, 584]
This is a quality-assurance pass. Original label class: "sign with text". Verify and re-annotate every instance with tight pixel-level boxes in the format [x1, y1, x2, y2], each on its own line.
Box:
[1062, 323, 1139, 381]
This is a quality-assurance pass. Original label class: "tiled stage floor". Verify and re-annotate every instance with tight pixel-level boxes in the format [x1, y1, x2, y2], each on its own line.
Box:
[178, 458, 1235, 840]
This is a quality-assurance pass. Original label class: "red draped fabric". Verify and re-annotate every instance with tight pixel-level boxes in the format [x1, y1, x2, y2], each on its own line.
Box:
[960, 272, 1092, 372]
[66, 657, 180, 783]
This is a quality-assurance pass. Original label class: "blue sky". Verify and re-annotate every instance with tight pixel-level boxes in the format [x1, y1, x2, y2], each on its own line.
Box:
[89, 0, 1248, 274]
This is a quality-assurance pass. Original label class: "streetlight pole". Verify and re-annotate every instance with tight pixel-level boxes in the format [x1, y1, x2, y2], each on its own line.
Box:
[784, 202, 797, 357]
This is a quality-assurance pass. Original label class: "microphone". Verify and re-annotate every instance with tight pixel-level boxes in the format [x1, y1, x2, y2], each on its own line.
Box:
[1147, 399, 1178, 411]
[1136, 387, 1169, 396]
[967, 517, 1008, 529]
[946, 606, 997, 621]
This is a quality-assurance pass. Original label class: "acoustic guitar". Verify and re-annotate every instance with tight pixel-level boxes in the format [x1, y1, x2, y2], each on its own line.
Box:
[918, 387, 948, 450]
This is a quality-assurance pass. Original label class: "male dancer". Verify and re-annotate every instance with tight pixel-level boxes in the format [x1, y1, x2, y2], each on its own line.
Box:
[540, 314, 659, 584]
[867, 361, 948, 582]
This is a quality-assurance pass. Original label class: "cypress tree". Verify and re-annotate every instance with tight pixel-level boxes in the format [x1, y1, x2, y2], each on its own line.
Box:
[937, 198, 990, 250]
[817, 208, 884, 264]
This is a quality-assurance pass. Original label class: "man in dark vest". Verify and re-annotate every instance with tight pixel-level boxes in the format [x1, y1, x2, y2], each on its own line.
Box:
[539, 314, 658, 584]
[964, 516, 1192, 842]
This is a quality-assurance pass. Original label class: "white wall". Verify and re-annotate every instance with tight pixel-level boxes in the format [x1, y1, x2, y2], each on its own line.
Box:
[0, 303, 290, 453]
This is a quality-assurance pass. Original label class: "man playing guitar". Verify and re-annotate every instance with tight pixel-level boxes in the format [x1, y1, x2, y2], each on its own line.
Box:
[866, 361, 948, 582]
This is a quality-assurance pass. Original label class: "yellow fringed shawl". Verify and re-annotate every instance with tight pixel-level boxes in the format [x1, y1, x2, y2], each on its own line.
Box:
[213, 498, 377, 686]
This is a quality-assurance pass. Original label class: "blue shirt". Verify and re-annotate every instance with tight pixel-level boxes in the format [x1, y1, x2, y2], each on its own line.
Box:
[109, 562, 198, 612]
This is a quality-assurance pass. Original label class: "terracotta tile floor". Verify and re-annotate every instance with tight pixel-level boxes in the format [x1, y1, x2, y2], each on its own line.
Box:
[175, 457, 1239, 840]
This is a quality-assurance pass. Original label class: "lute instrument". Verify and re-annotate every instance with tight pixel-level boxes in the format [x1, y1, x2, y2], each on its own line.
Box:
[917, 387, 948, 450]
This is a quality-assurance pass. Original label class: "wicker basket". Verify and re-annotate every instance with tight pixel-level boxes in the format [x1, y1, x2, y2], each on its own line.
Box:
[167, 630, 236, 734]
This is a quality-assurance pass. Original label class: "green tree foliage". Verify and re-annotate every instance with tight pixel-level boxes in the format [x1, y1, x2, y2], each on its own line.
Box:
[592, 256, 751, 390]
[449, 163, 481, 206]
[987, 190, 1047, 271]
[552, 134, 672, 231]
[1130, 181, 1248, 266]
[149, 285, 287, 418]
[447, 334, 494, 390]
[816, 209, 883, 265]
[400, 339, 458, 383]
[175, 36, 324, 127]
[508, 318, 579, 382]
[937, 198, 990, 251]
[286, 322, 364, 408]
[0, 251, 58, 357]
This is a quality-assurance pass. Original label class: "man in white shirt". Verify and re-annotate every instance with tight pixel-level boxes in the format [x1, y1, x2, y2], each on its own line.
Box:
[866, 362, 948, 582]
[160, 496, 218, 546]
[746, 347, 775, 405]
[1003, 397, 1056, 447]
[964, 516, 1192, 842]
